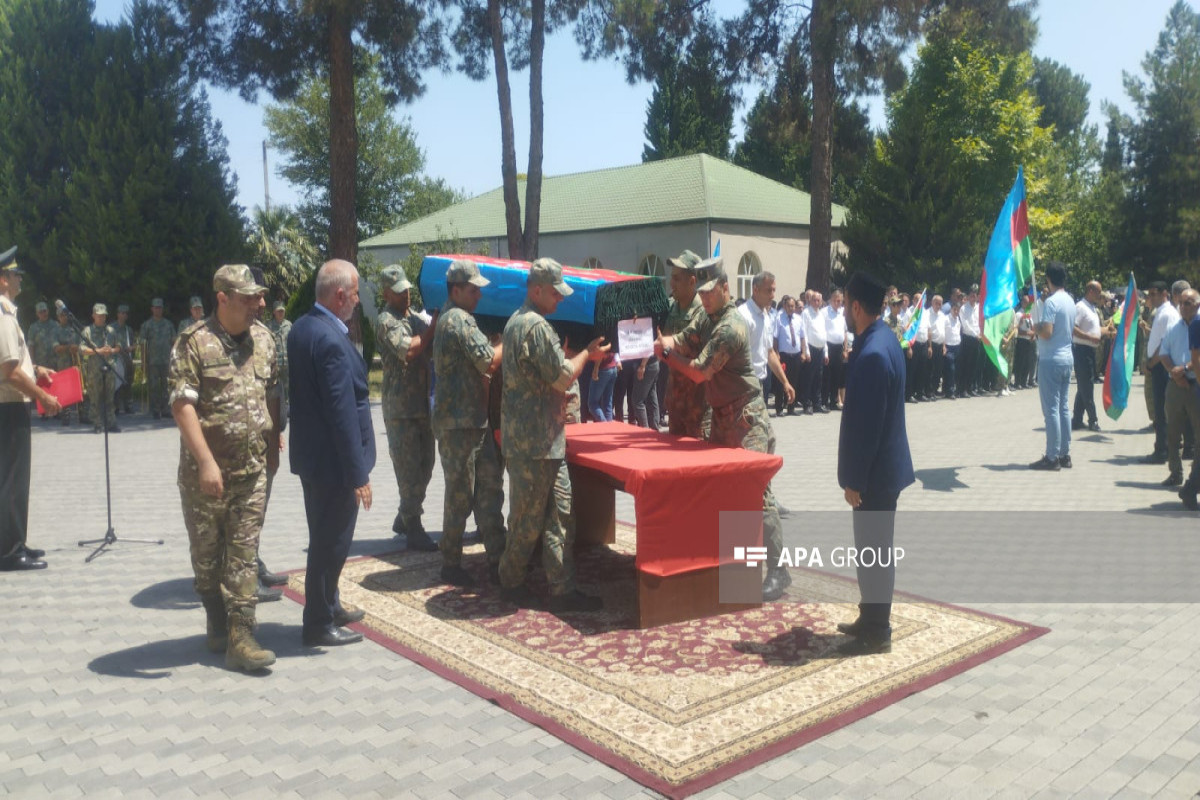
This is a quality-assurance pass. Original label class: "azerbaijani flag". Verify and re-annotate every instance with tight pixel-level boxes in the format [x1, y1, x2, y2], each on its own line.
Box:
[901, 288, 927, 349]
[979, 167, 1035, 378]
[1103, 273, 1139, 420]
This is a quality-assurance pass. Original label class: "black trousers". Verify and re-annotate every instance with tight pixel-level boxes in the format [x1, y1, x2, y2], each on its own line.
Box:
[777, 351, 803, 413]
[959, 335, 979, 394]
[824, 343, 845, 407]
[908, 341, 930, 399]
[301, 478, 359, 632]
[1072, 344, 1098, 425]
[852, 487, 899, 632]
[1014, 338, 1036, 387]
[1153, 362, 1170, 455]
[0, 402, 32, 560]
[943, 344, 959, 396]
[807, 345, 826, 409]
[928, 344, 944, 397]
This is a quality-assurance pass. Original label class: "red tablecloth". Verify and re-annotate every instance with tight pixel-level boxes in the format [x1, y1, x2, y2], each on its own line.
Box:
[565, 422, 783, 577]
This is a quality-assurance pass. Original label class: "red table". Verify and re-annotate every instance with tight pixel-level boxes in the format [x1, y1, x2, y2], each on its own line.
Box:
[565, 421, 783, 627]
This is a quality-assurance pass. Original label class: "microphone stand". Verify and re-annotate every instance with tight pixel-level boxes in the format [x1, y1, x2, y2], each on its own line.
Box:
[60, 308, 164, 562]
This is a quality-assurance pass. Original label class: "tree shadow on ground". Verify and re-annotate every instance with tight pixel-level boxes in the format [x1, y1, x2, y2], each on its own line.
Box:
[914, 467, 968, 492]
[732, 626, 842, 666]
[980, 463, 1037, 472]
[130, 577, 197, 610]
[87, 623, 320, 679]
[1125, 502, 1197, 520]
[1115, 480, 1179, 492]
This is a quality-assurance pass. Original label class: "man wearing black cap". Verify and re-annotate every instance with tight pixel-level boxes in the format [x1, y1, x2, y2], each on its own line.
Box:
[0, 246, 61, 571]
[836, 271, 914, 655]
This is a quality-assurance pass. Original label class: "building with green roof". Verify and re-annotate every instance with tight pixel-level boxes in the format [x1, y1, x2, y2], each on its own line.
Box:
[360, 153, 847, 299]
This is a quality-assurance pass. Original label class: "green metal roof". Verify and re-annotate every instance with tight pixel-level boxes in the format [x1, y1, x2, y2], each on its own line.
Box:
[361, 153, 847, 249]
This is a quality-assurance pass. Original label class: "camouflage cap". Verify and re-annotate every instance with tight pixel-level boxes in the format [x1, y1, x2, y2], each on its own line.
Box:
[446, 259, 490, 287]
[272, 300, 286, 312]
[93, 303, 108, 316]
[35, 301, 48, 312]
[0, 246, 22, 275]
[117, 304, 129, 313]
[189, 296, 203, 309]
[666, 250, 702, 271]
[151, 298, 164, 307]
[380, 264, 412, 293]
[213, 264, 266, 296]
[694, 257, 727, 293]
[528, 258, 573, 297]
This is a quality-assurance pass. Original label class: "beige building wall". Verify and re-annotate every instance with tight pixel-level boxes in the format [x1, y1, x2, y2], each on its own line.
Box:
[709, 222, 846, 300]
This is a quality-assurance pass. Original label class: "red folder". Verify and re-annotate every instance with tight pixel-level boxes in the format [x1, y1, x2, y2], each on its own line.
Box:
[36, 366, 84, 414]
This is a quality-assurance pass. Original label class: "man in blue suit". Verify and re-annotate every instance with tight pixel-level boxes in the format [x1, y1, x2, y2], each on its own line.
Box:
[836, 271, 915, 656]
[288, 259, 376, 648]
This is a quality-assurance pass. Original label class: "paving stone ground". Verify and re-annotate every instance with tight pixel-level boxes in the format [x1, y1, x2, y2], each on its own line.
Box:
[2, 376, 1198, 798]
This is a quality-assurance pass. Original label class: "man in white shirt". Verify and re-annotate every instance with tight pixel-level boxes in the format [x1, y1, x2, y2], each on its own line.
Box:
[1070, 280, 1104, 432]
[907, 294, 932, 402]
[958, 285, 982, 397]
[823, 289, 848, 410]
[738, 271, 793, 411]
[800, 290, 829, 413]
[944, 295, 963, 399]
[927, 295, 946, 400]
[1145, 281, 1179, 462]
[774, 295, 805, 415]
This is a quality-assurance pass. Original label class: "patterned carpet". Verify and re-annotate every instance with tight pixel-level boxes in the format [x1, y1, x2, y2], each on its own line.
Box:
[284, 524, 1047, 798]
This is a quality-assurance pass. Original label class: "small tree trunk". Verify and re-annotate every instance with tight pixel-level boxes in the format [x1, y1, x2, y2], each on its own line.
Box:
[488, 0, 524, 260]
[807, 0, 835, 294]
[327, 4, 357, 262]
[522, 0, 546, 260]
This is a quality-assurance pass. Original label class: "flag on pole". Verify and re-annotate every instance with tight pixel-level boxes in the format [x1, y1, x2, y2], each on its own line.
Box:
[901, 288, 927, 349]
[1103, 273, 1139, 420]
[713, 239, 721, 258]
[979, 166, 1035, 379]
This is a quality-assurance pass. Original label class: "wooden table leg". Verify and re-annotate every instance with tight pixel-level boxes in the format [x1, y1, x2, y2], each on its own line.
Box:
[637, 567, 762, 628]
[568, 463, 617, 548]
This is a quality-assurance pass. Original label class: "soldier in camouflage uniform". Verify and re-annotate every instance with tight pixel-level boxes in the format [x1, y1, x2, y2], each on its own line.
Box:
[264, 301, 291, 400]
[499, 258, 608, 612]
[79, 303, 120, 433]
[111, 304, 136, 414]
[376, 264, 438, 551]
[169, 264, 280, 672]
[139, 298, 175, 418]
[180, 296, 204, 335]
[656, 258, 793, 601]
[52, 308, 81, 425]
[662, 250, 709, 438]
[432, 259, 506, 586]
[885, 297, 906, 342]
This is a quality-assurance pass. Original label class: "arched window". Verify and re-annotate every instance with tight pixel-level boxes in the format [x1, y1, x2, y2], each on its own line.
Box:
[580, 256, 604, 270]
[638, 254, 665, 279]
[737, 251, 762, 301]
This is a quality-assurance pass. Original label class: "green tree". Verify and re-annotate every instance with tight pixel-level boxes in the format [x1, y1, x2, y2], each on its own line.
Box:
[732, 39, 872, 204]
[0, 0, 244, 318]
[163, 0, 444, 261]
[1119, 0, 1200, 282]
[247, 206, 319, 303]
[842, 32, 1052, 291]
[642, 23, 734, 162]
[1031, 57, 1090, 141]
[264, 56, 461, 245]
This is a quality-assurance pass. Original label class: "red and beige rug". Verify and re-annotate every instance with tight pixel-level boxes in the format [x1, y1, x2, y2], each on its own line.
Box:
[284, 524, 1047, 798]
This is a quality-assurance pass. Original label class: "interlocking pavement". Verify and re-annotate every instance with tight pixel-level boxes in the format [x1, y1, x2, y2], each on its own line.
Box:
[2, 376, 1198, 798]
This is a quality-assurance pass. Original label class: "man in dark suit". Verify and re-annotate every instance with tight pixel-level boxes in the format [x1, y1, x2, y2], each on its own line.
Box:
[836, 271, 915, 656]
[288, 259, 376, 648]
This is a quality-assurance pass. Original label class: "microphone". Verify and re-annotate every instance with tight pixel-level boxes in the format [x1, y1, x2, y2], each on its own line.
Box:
[54, 299, 74, 318]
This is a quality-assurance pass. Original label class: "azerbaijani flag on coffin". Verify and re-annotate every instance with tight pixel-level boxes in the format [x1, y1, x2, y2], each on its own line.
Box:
[979, 167, 1035, 378]
[901, 288, 927, 349]
[1103, 273, 1139, 420]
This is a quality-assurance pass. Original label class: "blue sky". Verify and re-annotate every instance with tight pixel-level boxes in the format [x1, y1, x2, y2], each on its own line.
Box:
[92, 0, 1193, 214]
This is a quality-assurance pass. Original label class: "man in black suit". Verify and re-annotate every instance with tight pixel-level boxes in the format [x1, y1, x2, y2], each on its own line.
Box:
[836, 272, 915, 656]
[288, 259, 376, 648]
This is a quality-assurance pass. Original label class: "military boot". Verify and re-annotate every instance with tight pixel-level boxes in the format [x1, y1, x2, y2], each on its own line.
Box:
[226, 607, 276, 672]
[200, 594, 228, 653]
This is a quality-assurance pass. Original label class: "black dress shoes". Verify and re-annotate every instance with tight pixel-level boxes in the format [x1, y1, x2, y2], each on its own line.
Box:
[333, 604, 365, 626]
[836, 618, 866, 636]
[22, 545, 45, 559]
[1088, 421, 1101, 432]
[762, 567, 792, 601]
[1179, 488, 1199, 511]
[0, 552, 47, 571]
[1163, 474, 1183, 487]
[405, 529, 439, 552]
[256, 583, 283, 602]
[837, 632, 892, 656]
[1143, 453, 1168, 465]
[440, 564, 476, 588]
[302, 625, 363, 647]
[1029, 456, 1061, 471]
[257, 558, 288, 587]
[1059, 455, 1072, 469]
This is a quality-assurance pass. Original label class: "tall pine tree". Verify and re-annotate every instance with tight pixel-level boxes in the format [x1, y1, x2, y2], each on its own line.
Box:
[642, 23, 735, 162]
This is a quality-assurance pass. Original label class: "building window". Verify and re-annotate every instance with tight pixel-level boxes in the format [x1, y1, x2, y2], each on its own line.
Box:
[639, 254, 665, 279]
[581, 256, 604, 270]
[737, 251, 762, 301]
